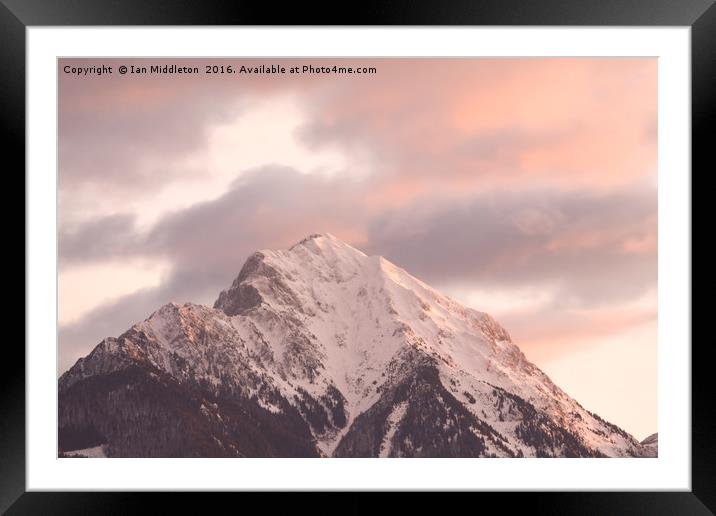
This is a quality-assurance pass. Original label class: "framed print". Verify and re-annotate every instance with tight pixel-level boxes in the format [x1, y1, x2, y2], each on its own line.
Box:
[4, 0, 713, 512]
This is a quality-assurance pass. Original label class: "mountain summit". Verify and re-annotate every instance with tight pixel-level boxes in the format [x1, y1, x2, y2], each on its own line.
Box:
[59, 234, 649, 458]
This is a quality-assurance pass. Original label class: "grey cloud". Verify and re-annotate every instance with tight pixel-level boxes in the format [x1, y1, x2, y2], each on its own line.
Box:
[59, 214, 138, 267]
[59, 165, 364, 266]
[362, 189, 657, 309]
[143, 166, 364, 273]
[59, 93, 242, 194]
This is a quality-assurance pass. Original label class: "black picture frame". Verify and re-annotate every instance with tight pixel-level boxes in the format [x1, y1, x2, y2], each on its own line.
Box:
[3, 0, 712, 513]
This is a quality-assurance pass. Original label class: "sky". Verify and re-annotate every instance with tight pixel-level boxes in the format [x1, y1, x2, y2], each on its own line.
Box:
[58, 58, 657, 439]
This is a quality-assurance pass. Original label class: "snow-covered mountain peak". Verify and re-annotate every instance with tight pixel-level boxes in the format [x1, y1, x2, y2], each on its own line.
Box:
[60, 234, 650, 458]
[221, 234, 441, 300]
[215, 234, 379, 315]
[212, 234, 521, 374]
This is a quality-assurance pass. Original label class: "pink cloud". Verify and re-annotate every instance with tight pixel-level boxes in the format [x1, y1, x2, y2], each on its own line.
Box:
[506, 304, 657, 363]
[299, 58, 656, 198]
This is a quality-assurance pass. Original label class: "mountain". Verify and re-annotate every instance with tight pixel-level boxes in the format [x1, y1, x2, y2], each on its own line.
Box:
[58, 233, 649, 458]
[640, 433, 658, 457]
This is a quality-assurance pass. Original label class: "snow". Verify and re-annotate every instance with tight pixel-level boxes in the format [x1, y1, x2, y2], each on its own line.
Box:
[63, 445, 107, 458]
[379, 401, 408, 458]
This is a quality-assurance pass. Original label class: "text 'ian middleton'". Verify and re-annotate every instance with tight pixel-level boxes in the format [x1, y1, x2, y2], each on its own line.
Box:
[131, 64, 200, 74]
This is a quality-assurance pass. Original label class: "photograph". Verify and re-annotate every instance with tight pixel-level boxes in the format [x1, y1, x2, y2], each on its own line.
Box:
[56, 57, 658, 459]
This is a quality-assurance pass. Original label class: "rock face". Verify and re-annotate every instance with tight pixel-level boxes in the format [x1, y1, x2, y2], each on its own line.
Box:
[58, 233, 649, 458]
[640, 433, 658, 457]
